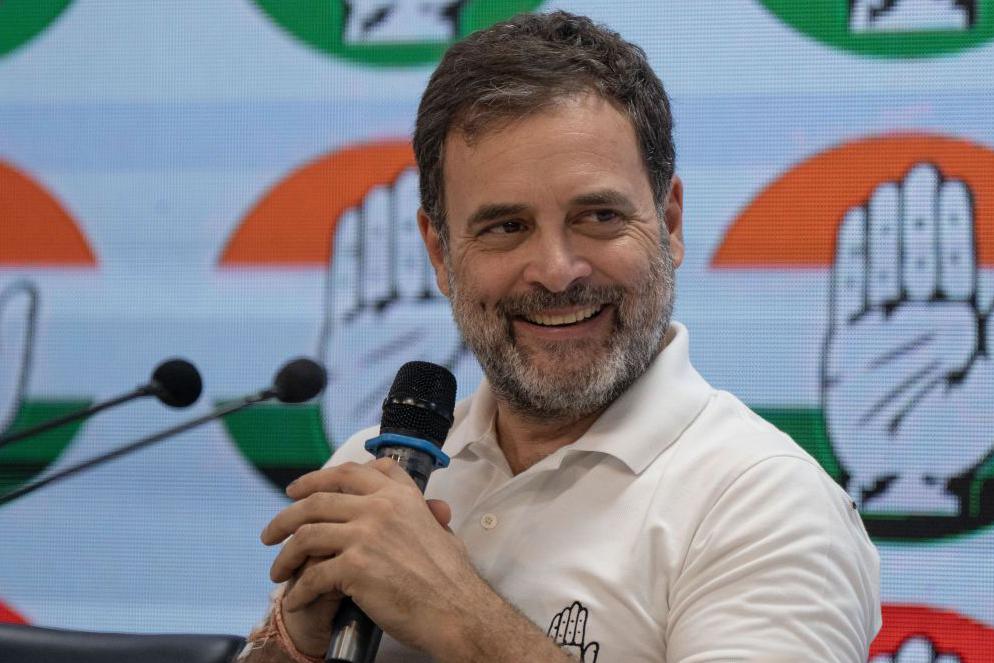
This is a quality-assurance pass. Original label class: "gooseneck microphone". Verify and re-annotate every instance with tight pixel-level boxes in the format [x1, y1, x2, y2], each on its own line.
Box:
[0, 358, 326, 506]
[0, 358, 203, 449]
[326, 361, 457, 663]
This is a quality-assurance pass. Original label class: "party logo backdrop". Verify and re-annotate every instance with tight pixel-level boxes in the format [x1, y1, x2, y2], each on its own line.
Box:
[219, 141, 480, 490]
[870, 605, 994, 662]
[713, 133, 994, 541]
[0, 162, 95, 495]
[760, 0, 994, 57]
[0, 0, 73, 57]
[252, 0, 544, 65]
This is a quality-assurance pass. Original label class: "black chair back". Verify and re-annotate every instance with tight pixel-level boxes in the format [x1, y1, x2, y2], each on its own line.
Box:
[0, 623, 245, 663]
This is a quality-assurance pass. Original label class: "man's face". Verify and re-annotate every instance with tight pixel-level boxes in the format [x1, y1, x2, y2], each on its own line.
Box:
[419, 93, 684, 420]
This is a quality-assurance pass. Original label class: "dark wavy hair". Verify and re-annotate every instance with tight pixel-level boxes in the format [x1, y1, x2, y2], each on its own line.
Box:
[413, 10, 674, 246]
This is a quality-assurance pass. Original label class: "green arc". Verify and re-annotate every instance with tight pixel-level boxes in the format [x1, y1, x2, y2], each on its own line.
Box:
[760, 0, 994, 58]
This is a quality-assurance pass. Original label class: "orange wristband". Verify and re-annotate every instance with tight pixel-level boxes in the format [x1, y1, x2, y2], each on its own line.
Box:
[272, 594, 324, 663]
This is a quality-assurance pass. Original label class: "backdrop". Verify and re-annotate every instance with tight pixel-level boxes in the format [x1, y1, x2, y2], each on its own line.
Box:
[1, 1, 993, 659]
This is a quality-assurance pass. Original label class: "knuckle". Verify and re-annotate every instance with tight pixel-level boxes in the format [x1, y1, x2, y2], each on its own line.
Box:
[296, 522, 317, 544]
[338, 461, 359, 474]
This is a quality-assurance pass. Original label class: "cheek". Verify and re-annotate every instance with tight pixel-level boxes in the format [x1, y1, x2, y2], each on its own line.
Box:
[451, 255, 520, 308]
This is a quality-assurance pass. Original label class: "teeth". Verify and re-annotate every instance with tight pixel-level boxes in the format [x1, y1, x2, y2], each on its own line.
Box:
[525, 305, 601, 327]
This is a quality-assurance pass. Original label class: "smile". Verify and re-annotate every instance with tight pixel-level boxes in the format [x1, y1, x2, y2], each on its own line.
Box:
[521, 305, 604, 327]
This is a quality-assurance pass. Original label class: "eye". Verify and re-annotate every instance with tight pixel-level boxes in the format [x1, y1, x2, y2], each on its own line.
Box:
[592, 209, 620, 223]
[481, 220, 525, 235]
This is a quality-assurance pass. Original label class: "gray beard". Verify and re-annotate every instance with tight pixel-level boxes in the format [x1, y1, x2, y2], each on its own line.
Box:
[448, 239, 675, 422]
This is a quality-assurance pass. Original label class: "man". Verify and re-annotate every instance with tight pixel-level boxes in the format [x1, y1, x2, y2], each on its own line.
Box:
[241, 11, 881, 662]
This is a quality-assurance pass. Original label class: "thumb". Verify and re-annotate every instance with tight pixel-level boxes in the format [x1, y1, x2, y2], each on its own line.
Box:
[427, 499, 452, 528]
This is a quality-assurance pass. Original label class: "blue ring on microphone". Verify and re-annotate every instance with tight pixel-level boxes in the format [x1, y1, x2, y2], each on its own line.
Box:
[365, 433, 450, 469]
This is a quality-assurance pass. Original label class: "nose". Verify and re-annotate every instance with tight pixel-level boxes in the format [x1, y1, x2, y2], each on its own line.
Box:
[520, 227, 592, 293]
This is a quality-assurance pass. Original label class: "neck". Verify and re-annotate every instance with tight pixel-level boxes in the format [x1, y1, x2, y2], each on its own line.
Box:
[493, 401, 605, 475]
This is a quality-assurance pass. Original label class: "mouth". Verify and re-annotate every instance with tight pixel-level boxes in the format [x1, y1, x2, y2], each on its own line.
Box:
[519, 304, 605, 328]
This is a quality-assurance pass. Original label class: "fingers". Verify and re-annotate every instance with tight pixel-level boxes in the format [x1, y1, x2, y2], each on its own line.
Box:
[901, 164, 939, 301]
[554, 605, 570, 642]
[832, 206, 867, 327]
[426, 499, 452, 528]
[361, 184, 393, 305]
[393, 168, 433, 299]
[284, 555, 350, 612]
[261, 490, 366, 545]
[574, 604, 587, 644]
[563, 601, 580, 643]
[285, 462, 392, 501]
[269, 521, 353, 582]
[867, 183, 901, 308]
[833, 162, 980, 319]
[892, 636, 935, 663]
[329, 207, 361, 321]
[937, 179, 975, 300]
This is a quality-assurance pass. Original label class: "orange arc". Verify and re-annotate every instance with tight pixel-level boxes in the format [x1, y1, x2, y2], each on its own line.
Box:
[0, 600, 27, 625]
[870, 604, 994, 661]
[220, 141, 416, 266]
[711, 134, 994, 268]
[0, 163, 96, 266]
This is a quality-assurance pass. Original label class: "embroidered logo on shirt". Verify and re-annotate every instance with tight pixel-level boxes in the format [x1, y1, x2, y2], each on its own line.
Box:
[547, 601, 600, 662]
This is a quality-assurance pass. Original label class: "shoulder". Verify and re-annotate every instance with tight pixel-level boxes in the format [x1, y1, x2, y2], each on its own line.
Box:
[670, 388, 826, 487]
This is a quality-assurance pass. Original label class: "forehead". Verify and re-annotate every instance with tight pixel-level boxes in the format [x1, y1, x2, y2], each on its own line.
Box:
[440, 94, 652, 220]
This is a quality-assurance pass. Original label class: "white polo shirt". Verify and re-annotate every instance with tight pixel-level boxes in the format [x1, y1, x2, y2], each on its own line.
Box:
[330, 323, 882, 662]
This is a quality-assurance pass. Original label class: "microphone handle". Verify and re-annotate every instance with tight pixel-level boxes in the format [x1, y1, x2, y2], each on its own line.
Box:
[325, 444, 438, 663]
[0, 392, 271, 506]
[0, 388, 150, 449]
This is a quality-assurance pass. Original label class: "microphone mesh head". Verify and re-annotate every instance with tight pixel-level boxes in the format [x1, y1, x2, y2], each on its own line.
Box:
[274, 358, 328, 403]
[151, 359, 202, 408]
[381, 361, 456, 447]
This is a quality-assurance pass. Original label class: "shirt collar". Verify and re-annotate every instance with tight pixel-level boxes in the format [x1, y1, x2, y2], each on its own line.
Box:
[441, 322, 713, 474]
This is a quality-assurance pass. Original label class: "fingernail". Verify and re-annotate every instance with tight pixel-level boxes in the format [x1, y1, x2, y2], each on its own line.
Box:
[286, 480, 298, 495]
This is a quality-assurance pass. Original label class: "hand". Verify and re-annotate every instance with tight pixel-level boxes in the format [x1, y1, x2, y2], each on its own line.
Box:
[547, 602, 599, 662]
[342, 0, 469, 43]
[849, 0, 974, 33]
[870, 636, 961, 662]
[823, 163, 994, 515]
[318, 167, 481, 448]
[261, 458, 485, 658]
[0, 281, 38, 434]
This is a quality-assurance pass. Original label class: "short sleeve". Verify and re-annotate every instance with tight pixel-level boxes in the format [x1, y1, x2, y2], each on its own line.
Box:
[666, 455, 881, 662]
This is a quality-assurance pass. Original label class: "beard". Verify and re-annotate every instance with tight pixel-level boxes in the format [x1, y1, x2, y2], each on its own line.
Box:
[447, 237, 676, 422]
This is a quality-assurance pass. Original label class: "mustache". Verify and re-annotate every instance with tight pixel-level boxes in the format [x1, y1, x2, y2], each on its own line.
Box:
[495, 283, 625, 318]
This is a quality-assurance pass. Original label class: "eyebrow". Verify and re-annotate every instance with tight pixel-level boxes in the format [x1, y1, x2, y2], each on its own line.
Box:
[569, 189, 637, 211]
[466, 203, 530, 229]
[465, 189, 637, 229]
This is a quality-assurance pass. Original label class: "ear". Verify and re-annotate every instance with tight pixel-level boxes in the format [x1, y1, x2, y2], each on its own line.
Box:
[417, 208, 451, 297]
[663, 175, 685, 268]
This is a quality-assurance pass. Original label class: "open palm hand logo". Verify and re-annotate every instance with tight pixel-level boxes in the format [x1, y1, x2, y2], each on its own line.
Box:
[547, 602, 599, 662]
[318, 167, 481, 448]
[823, 162, 994, 516]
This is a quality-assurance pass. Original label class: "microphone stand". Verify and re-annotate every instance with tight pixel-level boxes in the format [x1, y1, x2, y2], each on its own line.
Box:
[0, 392, 273, 506]
[0, 389, 151, 449]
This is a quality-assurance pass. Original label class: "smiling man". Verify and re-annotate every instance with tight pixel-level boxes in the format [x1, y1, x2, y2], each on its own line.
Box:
[242, 11, 881, 663]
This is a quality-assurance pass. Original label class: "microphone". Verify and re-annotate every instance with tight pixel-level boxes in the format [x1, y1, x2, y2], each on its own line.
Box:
[326, 361, 457, 663]
[0, 358, 326, 506]
[0, 358, 203, 449]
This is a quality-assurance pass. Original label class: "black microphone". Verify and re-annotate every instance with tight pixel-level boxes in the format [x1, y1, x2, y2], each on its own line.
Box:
[0, 358, 326, 506]
[0, 358, 203, 449]
[326, 361, 457, 663]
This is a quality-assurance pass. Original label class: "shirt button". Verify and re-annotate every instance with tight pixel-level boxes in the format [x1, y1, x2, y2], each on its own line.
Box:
[480, 513, 498, 530]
